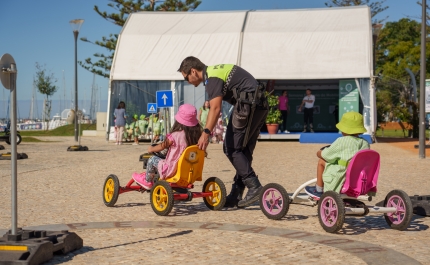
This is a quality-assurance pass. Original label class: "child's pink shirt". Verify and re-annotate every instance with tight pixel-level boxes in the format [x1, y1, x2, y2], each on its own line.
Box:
[215, 122, 224, 135]
[157, 130, 188, 179]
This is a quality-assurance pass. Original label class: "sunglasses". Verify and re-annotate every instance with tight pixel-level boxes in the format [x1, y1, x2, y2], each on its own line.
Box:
[184, 70, 191, 82]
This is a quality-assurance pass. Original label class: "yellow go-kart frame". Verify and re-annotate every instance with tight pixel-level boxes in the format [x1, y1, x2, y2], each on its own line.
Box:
[103, 145, 226, 216]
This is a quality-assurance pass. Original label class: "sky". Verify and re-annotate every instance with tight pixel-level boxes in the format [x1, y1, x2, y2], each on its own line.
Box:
[0, 0, 423, 118]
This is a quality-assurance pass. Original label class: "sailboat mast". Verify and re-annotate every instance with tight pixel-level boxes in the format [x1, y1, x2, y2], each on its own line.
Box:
[29, 81, 34, 120]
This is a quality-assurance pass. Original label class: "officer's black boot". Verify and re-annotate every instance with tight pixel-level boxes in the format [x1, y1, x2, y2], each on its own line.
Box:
[237, 176, 263, 208]
[224, 183, 245, 208]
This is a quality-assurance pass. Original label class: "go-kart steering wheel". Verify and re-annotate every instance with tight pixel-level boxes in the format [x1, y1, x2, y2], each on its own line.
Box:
[150, 143, 167, 159]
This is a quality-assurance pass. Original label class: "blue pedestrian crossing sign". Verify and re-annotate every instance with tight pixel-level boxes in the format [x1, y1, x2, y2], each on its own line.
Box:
[156, 90, 173, 108]
[147, 103, 157, 113]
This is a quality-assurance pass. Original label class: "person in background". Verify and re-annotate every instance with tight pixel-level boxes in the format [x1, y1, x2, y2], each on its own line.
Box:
[114, 101, 127, 145]
[298, 89, 315, 133]
[198, 100, 210, 128]
[131, 114, 140, 145]
[214, 116, 224, 144]
[278, 90, 289, 133]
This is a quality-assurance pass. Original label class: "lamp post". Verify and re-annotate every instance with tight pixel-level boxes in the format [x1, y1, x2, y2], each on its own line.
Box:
[69, 19, 84, 142]
[372, 24, 383, 75]
[419, 0, 426, 158]
[371, 23, 383, 142]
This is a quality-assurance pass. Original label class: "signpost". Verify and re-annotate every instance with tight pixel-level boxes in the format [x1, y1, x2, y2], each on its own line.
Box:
[0, 54, 18, 238]
[156, 90, 173, 138]
[156, 90, 173, 108]
[147, 103, 157, 113]
[147, 103, 158, 144]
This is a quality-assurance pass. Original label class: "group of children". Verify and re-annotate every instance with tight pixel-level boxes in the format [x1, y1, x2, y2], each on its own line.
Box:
[114, 114, 166, 145]
[128, 101, 369, 199]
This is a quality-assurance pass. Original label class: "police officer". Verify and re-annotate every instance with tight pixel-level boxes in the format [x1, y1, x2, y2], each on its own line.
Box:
[178, 56, 268, 208]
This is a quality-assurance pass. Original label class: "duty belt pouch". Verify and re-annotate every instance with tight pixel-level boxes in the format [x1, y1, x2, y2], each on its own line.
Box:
[232, 101, 250, 130]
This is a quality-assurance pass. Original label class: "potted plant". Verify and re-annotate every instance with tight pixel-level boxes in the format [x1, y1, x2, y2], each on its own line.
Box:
[265, 92, 283, 134]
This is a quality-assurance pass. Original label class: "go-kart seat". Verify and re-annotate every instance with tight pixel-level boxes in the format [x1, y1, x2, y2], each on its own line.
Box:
[340, 149, 380, 198]
[165, 145, 205, 187]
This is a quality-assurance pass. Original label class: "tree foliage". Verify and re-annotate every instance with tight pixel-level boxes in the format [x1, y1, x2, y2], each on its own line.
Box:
[79, 0, 202, 78]
[376, 19, 430, 100]
[374, 18, 430, 136]
[325, 0, 389, 23]
[34, 63, 58, 100]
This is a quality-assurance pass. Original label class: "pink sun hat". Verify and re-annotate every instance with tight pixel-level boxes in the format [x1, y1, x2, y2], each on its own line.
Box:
[175, 104, 199, 127]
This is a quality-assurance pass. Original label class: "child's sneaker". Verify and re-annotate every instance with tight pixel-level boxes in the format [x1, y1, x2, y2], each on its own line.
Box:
[132, 172, 153, 190]
[304, 186, 323, 199]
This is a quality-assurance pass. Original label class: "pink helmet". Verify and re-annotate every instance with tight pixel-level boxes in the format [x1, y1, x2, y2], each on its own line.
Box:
[175, 104, 199, 127]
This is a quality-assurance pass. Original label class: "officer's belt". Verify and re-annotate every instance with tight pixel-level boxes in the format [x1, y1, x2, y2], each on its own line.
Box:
[232, 85, 264, 106]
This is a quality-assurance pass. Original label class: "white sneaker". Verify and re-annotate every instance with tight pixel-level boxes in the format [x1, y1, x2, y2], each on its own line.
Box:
[278, 130, 281, 133]
[284, 130, 290, 133]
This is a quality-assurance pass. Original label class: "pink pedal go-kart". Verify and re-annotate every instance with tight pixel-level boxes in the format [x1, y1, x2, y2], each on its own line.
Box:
[259, 150, 413, 233]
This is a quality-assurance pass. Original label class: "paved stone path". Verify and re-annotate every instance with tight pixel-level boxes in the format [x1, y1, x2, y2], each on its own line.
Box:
[0, 136, 429, 264]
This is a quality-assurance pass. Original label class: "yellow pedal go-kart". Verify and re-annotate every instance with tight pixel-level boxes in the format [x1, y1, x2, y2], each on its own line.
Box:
[103, 145, 226, 216]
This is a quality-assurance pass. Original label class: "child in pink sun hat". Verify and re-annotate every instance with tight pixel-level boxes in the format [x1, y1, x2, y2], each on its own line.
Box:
[132, 104, 202, 189]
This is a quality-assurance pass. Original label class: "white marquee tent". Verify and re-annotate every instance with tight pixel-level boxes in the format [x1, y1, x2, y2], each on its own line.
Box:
[107, 6, 375, 138]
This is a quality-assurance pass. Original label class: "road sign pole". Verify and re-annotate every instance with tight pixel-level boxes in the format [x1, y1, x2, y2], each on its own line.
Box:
[1, 54, 18, 237]
[166, 107, 170, 135]
[10, 64, 18, 236]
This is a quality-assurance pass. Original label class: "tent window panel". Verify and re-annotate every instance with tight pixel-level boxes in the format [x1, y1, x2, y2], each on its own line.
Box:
[109, 80, 170, 126]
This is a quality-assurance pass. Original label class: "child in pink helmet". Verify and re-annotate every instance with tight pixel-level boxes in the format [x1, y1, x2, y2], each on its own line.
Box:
[132, 104, 202, 189]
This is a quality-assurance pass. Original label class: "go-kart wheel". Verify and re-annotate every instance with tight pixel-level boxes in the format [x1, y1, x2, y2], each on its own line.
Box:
[150, 180, 174, 216]
[383, 189, 413, 231]
[259, 183, 290, 220]
[5, 134, 22, 145]
[318, 191, 345, 233]
[103, 174, 120, 207]
[202, 177, 226, 210]
[16, 134, 22, 145]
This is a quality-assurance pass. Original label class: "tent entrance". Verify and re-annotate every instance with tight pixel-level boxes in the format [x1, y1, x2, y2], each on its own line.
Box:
[266, 79, 364, 133]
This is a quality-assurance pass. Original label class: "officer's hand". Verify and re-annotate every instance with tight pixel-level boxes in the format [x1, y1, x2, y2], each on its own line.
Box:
[197, 133, 210, 150]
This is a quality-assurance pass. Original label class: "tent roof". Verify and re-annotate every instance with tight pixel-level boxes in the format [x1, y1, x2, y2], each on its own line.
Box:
[111, 6, 372, 81]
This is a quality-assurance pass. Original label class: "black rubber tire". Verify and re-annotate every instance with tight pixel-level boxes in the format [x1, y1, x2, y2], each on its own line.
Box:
[150, 180, 174, 216]
[259, 183, 290, 220]
[202, 177, 227, 210]
[383, 189, 413, 231]
[5, 134, 21, 145]
[103, 174, 120, 207]
[318, 191, 345, 233]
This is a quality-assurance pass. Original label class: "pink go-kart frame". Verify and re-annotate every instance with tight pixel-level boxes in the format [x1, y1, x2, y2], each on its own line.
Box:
[259, 150, 413, 233]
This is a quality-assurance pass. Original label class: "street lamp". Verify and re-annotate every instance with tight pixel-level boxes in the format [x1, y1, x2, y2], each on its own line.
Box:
[371, 23, 383, 142]
[69, 19, 84, 142]
[419, 0, 426, 158]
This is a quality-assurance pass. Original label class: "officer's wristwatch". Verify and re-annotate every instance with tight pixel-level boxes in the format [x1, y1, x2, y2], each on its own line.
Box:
[203, 128, 211, 134]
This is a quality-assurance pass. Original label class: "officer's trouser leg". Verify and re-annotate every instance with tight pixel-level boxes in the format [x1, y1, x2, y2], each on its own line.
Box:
[224, 107, 268, 208]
